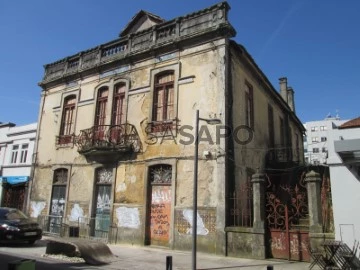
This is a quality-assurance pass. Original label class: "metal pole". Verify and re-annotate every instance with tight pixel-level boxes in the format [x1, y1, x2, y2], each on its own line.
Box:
[192, 109, 199, 270]
[166, 256, 172, 270]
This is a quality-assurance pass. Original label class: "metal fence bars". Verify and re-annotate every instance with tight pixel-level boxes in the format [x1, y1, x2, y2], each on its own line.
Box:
[37, 215, 63, 235]
[37, 215, 110, 242]
[228, 179, 253, 227]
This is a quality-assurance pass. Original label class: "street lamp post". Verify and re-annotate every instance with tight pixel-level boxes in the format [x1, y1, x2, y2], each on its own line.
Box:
[192, 110, 221, 270]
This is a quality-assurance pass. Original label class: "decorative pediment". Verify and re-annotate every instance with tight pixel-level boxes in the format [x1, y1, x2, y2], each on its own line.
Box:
[119, 10, 165, 37]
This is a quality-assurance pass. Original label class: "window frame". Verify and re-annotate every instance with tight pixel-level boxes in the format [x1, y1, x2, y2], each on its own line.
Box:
[148, 64, 179, 135]
[94, 87, 109, 127]
[58, 94, 77, 145]
[50, 168, 68, 216]
[111, 82, 127, 125]
[279, 117, 285, 147]
[149, 64, 179, 123]
[10, 145, 19, 164]
[152, 71, 175, 123]
[268, 104, 274, 147]
[245, 82, 254, 130]
[312, 137, 319, 143]
[19, 144, 28, 164]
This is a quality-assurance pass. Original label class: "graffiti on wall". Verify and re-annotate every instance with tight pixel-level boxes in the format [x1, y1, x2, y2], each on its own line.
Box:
[116, 207, 140, 229]
[30, 201, 46, 218]
[68, 203, 85, 222]
[182, 209, 209, 235]
[51, 197, 65, 216]
[150, 186, 171, 242]
[176, 208, 216, 235]
[270, 232, 286, 251]
[270, 231, 309, 259]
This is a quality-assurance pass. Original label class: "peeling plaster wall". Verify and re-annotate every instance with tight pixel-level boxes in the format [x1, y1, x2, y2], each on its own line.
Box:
[115, 163, 145, 204]
[30, 168, 53, 215]
[30, 201, 46, 218]
[67, 167, 93, 203]
[176, 160, 217, 207]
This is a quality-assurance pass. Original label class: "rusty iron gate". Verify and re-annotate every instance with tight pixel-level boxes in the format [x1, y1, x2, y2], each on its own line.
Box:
[2, 184, 26, 210]
[266, 171, 310, 262]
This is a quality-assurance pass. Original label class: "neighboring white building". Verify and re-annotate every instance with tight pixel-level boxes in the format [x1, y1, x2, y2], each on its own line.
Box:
[0, 122, 37, 210]
[326, 117, 360, 248]
[303, 115, 348, 165]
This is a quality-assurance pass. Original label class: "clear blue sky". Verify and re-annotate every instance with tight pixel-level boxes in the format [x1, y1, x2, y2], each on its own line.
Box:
[1, 0, 359, 125]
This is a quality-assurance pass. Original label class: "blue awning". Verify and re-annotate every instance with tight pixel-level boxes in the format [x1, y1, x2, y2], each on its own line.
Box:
[1, 176, 29, 185]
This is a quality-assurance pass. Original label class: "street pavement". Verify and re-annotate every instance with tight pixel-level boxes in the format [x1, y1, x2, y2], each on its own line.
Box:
[0, 238, 310, 269]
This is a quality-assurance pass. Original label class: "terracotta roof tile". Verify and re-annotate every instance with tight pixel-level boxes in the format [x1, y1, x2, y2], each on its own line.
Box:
[339, 117, 360, 129]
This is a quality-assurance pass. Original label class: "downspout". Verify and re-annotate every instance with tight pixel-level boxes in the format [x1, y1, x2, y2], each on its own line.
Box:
[25, 89, 46, 216]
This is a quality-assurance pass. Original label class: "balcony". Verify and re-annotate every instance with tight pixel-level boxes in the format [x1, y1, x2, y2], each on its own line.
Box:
[75, 124, 141, 163]
[144, 119, 179, 145]
[334, 138, 360, 164]
[266, 145, 301, 167]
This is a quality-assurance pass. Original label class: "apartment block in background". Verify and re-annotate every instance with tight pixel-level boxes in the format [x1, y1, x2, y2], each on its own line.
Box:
[303, 115, 348, 164]
[0, 122, 37, 210]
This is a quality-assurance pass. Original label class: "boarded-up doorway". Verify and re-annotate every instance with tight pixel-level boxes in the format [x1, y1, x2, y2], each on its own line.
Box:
[148, 164, 172, 246]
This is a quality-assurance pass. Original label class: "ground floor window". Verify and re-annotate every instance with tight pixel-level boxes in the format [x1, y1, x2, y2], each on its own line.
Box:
[92, 167, 113, 238]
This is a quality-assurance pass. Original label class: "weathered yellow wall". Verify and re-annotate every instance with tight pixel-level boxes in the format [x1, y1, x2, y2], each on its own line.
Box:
[230, 45, 304, 185]
[115, 163, 145, 204]
[32, 39, 227, 224]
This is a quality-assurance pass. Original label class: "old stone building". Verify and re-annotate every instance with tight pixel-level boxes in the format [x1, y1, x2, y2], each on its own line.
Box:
[29, 2, 308, 260]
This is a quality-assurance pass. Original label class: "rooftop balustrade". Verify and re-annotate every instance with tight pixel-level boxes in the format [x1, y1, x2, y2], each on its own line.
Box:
[40, 2, 235, 84]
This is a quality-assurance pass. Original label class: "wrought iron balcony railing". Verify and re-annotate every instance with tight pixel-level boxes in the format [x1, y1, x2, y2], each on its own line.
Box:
[144, 119, 179, 145]
[267, 145, 301, 164]
[75, 124, 141, 155]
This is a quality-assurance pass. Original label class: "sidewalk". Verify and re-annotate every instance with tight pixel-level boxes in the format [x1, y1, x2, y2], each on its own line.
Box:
[106, 243, 310, 270]
[0, 238, 310, 270]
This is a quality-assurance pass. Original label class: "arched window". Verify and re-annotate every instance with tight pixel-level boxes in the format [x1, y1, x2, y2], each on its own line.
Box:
[92, 167, 112, 237]
[112, 83, 126, 125]
[59, 95, 76, 144]
[245, 82, 254, 129]
[49, 168, 68, 234]
[153, 72, 174, 122]
[148, 164, 172, 245]
[149, 164, 172, 184]
[94, 87, 109, 141]
[95, 87, 109, 126]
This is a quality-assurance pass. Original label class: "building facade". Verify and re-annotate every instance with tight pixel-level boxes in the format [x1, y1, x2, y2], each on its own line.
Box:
[327, 117, 360, 248]
[0, 122, 37, 210]
[29, 2, 305, 259]
[303, 115, 348, 165]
